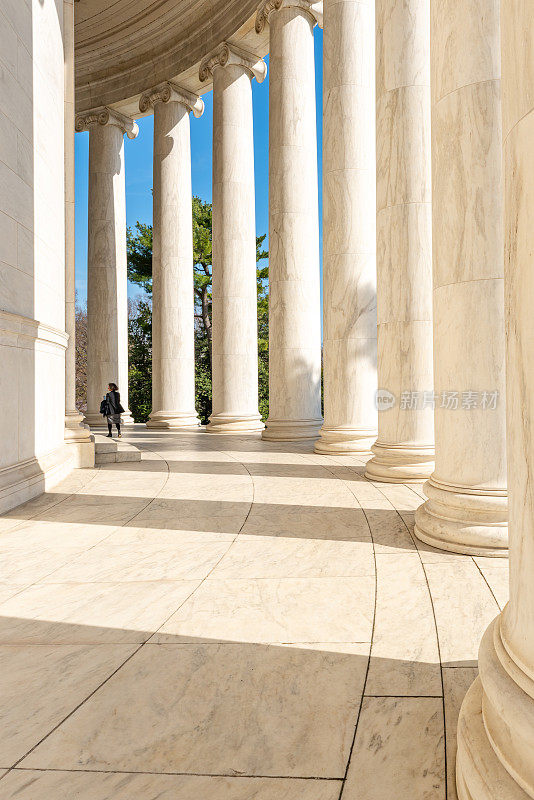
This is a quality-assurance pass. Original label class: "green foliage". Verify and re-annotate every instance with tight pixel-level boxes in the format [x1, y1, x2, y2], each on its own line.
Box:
[256, 234, 269, 421]
[126, 198, 269, 423]
[128, 298, 152, 423]
[192, 196, 213, 270]
[75, 299, 88, 412]
[126, 223, 153, 294]
[194, 334, 212, 425]
[192, 197, 213, 349]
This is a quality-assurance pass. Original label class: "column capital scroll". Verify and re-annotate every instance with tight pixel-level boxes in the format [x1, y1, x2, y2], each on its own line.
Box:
[75, 106, 139, 139]
[139, 82, 204, 117]
[255, 0, 323, 33]
[199, 42, 267, 84]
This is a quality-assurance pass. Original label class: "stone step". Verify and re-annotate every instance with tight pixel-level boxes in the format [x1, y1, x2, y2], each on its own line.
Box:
[92, 434, 117, 454]
[93, 434, 142, 465]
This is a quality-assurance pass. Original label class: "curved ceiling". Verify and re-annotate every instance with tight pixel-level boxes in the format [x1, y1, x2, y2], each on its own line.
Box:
[74, 0, 269, 115]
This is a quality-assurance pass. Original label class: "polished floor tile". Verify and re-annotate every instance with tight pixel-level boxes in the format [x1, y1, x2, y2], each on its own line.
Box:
[212, 536, 375, 579]
[0, 546, 85, 584]
[443, 667, 478, 800]
[23, 642, 369, 778]
[155, 577, 375, 644]
[343, 697, 445, 799]
[473, 562, 509, 610]
[242, 503, 371, 542]
[129, 497, 249, 534]
[423, 560, 500, 666]
[0, 584, 27, 604]
[0, 580, 200, 643]
[40, 540, 232, 583]
[0, 429, 509, 798]
[0, 644, 136, 765]
[0, 771, 343, 800]
[366, 554, 441, 696]
[0, 519, 114, 550]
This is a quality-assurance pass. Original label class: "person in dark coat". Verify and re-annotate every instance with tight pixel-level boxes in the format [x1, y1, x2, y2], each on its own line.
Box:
[104, 382, 124, 438]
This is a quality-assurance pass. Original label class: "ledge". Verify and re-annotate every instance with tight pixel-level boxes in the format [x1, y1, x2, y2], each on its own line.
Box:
[0, 310, 68, 350]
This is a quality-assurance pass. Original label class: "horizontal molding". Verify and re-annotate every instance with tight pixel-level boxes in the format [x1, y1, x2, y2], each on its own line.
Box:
[0, 444, 76, 514]
[0, 309, 68, 349]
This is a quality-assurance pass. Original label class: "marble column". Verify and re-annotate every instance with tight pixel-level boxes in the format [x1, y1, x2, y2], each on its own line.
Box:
[457, 3, 534, 797]
[63, 0, 91, 446]
[76, 108, 138, 428]
[364, 0, 434, 478]
[139, 83, 203, 429]
[200, 44, 265, 434]
[414, 0, 508, 555]
[316, 0, 377, 455]
[257, 1, 323, 441]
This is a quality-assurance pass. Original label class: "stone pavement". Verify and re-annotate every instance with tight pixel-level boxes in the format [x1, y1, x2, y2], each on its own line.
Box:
[0, 429, 507, 799]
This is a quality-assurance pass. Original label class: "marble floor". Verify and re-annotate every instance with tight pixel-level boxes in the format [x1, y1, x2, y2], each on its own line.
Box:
[0, 429, 508, 799]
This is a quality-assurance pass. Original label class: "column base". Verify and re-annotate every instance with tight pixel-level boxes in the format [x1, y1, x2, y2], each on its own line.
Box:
[314, 425, 376, 454]
[365, 442, 435, 482]
[0, 445, 78, 515]
[146, 411, 201, 429]
[64, 411, 93, 442]
[456, 617, 534, 800]
[64, 438, 95, 468]
[414, 476, 508, 556]
[262, 418, 323, 442]
[207, 413, 265, 435]
[84, 410, 135, 428]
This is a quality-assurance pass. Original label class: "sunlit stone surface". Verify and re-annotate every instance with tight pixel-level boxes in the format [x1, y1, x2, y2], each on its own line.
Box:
[1, 1, 533, 796]
[414, 0, 508, 556]
[0, 429, 506, 798]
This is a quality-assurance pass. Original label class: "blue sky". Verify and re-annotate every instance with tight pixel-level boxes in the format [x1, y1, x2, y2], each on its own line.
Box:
[74, 27, 323, 304]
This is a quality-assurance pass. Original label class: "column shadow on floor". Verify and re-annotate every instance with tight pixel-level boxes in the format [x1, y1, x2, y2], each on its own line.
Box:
[0, 492, 418, 547]
[0, 614, 474, 800]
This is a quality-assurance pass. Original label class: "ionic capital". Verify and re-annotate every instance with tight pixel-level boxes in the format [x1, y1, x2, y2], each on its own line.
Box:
[75, 106, 139, 139]
[255, 0, 323, 32]
[139, 82, 204, 117]
[199, 42, 267, 84]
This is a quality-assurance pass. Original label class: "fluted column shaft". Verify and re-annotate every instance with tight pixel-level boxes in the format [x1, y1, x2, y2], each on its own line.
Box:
[201, 45, 265, 434]
[142, 85, 203, 429]
[316, 0, 377, 454]
[64, 0, 90, 442]
[457, 4, 534, 798]
[414, 0, 508, 555]
[78, 109, 138, 427]
[364, 0, 434, 478]
[259, 2, 323, 441]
